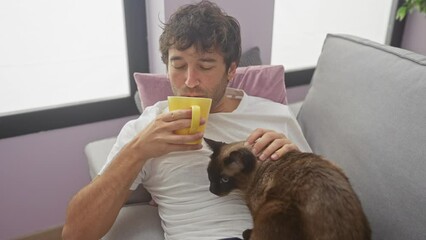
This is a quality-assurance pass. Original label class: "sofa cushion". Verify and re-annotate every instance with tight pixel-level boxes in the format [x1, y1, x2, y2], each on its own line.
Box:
[239, 46, 262, 67]
[134, 65, 287, 112]
[134, 73, 174, 111]
[297, 34, 426, 240]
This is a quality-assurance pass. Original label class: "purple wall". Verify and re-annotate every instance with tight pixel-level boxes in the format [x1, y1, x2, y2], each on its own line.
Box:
[401, 11, 426, 55]
[0, 115, 136, 239]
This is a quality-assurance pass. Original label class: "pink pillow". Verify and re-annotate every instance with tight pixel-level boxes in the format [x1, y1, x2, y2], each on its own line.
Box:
[134, 65, 287, 111]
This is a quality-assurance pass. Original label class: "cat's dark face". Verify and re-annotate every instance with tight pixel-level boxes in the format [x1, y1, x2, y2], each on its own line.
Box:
[205, 138, 256, 196]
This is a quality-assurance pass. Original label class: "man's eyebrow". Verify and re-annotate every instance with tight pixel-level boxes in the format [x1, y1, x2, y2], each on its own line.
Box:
[169, 56, 183, 61]
[198, 57, 217, 62]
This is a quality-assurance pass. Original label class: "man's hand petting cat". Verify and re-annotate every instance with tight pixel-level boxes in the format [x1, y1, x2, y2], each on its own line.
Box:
[245, 128, 299, 161]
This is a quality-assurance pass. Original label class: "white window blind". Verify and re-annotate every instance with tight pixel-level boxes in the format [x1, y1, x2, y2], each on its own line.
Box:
[271, 0, 396, 71]
[0, 0, 129, 117]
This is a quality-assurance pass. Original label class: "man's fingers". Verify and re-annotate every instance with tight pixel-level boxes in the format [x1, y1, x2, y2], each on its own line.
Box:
[270, 143, 299, 161]
[163, 109, 192, 122]
[246, 129, 299, 161]
[167, 143, 203, 152]
[258, 138, 286, 161]
[166, 132, 204, 144]
[249, 130, 283, 156]
[245, 128, 266, 145]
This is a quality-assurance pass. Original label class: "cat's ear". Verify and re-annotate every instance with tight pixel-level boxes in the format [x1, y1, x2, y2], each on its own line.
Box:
[225, 149, 256, 175]
[204, 138, 225, 152]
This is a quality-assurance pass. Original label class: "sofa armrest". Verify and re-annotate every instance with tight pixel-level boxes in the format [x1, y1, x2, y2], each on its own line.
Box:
[85, 137, 117, 179]
[84, 137, 151, 204]
[297, 34, 426, 240]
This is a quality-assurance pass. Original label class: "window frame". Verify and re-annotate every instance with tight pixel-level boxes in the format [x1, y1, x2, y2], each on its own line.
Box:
[0, 0, 148, 139]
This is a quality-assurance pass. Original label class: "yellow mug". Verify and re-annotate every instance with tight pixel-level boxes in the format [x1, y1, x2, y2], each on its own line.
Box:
[167, 96, 212, 144]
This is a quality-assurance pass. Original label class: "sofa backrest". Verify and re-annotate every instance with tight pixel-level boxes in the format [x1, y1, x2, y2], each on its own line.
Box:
[297, 34, 426, 240]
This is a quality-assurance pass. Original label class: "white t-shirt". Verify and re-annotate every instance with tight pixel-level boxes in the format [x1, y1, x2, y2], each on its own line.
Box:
[102, 89, 311, 240]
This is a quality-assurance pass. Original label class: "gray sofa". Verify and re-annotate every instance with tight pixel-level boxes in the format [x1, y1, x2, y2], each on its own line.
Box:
[85, 34, 426, 239]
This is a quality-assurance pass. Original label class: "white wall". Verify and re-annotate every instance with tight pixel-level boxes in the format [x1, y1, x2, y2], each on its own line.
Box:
[146, 0, 166, 74]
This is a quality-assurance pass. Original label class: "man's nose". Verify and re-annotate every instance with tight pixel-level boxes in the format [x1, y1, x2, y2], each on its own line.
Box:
[185, 68, 200, 88]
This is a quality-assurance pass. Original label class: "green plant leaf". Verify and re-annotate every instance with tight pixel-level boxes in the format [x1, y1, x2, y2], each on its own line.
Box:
[396, 6, 408, 21]
[397, 0, 426, 20]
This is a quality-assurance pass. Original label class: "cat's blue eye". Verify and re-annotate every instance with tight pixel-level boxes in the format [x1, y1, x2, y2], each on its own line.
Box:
[220, 177, 229, 183]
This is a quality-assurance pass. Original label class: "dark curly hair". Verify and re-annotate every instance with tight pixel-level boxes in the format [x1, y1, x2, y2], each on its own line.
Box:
[159, 0, 241, 70]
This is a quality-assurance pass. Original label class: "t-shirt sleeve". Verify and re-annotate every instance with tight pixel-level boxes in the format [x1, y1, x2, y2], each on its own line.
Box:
[98, 102, 167, 190]
[284, 113, 312, 153]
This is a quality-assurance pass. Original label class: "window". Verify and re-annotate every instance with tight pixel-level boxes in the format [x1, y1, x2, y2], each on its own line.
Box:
[0, 0, 406, 138]
[275, 0, 406, 87]
[0, 0, 148, 138]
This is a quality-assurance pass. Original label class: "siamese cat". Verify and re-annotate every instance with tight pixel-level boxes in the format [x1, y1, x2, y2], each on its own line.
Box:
[205, 138, 371, 240]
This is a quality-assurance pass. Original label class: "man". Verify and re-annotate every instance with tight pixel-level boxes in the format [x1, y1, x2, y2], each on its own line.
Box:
[62, 1, 311, 239]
